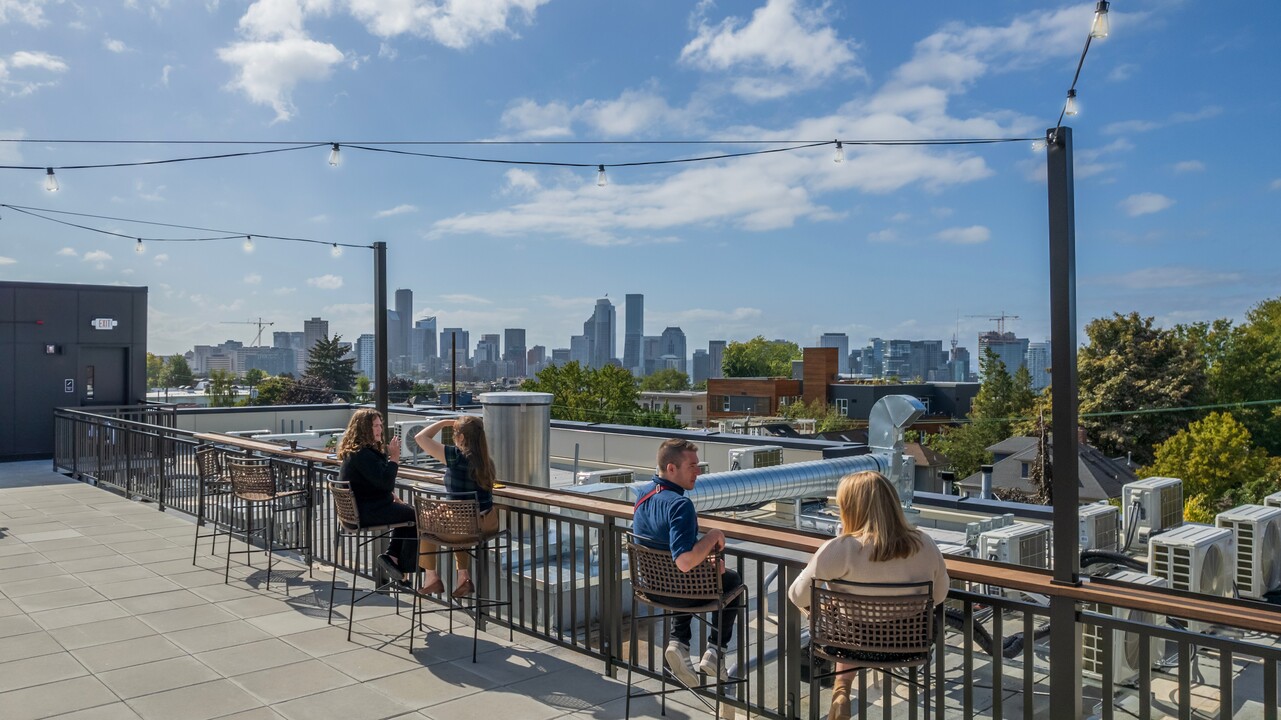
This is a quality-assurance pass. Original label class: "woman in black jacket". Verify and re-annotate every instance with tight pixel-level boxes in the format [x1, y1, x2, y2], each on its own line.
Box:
[337, 408, 415, 586]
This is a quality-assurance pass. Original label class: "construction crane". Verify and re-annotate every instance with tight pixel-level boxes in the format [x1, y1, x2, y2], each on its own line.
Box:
[222, 317, 275, 346]
[965, 312, 1021, 335]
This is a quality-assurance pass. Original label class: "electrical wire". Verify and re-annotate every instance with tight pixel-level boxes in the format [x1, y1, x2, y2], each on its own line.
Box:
[0, 143, 327, 171]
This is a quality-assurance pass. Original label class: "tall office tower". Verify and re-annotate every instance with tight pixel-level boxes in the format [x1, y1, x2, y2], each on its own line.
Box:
[504, 328, 527, 377]
[413, 317, 437, 367]
[551, 348, 570, 366]
[302, 317, 328, 367]
[272, 331, 292, 349]
[623, 294, 644, 375]
[355, 334, 376, 379]
[642, 335, 662, 376]
[708, 340, 726, 379]
[692, 349, 710, 385]
[440, 328, 469, 366]
[820, 333, 851, 374]
[570, 335, 591, 367]
[527, 345, 547, 375]
[862, 337, 887, 377]
[582, 297, 615, 369]
[394, 289, 412, 371]
[385, 310, 402, 373]
[1025, 341, 1051, 391]
[659, 327, 687, 374]
[978, 331, 1030, 378]
[476, 334, 500, 364]
[949, 346, 971, 382]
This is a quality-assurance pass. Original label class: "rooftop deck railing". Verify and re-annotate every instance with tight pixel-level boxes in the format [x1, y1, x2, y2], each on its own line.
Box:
[50, 407, 1281, 719]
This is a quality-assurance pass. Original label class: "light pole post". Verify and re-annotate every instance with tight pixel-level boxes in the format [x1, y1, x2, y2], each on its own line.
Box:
[374, 241, 388, 424]
[1046, 126, 1083, 719]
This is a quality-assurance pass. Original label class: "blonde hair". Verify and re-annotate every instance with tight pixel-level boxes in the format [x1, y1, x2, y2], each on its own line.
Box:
[837, 471, 922, 562]
[453, 416, 497, 491]
[337, 408, 384, 460]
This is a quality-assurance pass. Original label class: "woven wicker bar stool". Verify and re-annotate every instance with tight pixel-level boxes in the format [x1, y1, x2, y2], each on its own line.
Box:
[222, 457, 310, 593]
[410, 490, 511, 661]
[190, 445, 233, 565]
[625, 533, 748, 720]
[325, 479, 417, 641]
[807, 579, 938, 720]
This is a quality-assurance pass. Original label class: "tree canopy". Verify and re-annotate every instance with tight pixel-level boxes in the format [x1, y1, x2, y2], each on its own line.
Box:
[160, 354, 193, 389]
[250, 376, 294, 406]
[721, 336, 800, 377]
[640, 368, 691, 392]
[522, 362, 681, 428]
[1207, 298, 1281, 454]
[304, 334, 357, 395]
[146, 353, 164, 389]
[1144, 411, 1273, 519]
[778, 398, 858, 433]
[928, 349, 1036, 479]
[206, 369, 238, 408]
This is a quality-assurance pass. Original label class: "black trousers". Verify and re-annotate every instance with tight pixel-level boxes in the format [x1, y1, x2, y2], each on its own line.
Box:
[658, 569, 744, 649]
[358, 500, 417, 574]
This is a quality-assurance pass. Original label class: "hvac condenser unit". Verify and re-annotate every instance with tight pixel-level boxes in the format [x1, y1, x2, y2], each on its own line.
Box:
[1122, 477, 1184, 547]
[1082, 571, 1166, 686]
[393, 419, 453, 461]
[979, 522, 1051, 569]
[1149, 524, 1234, 631]
[1080, 503, 1121, 553]
[1265, 491, 1281, 509]
[574, 468, 636, 485]
[1215, 504, 1281, 600]
[938, 543, 974, 603]
[728, 446, 783, 470]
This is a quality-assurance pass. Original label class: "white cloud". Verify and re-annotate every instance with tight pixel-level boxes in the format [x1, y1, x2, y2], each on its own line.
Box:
[501, 85, 697, 139]
[680, 0, 860, 100]
[0, 255, 15, 265]
[153, 253, 169, 265]
[83, 250, 112, 263]
[9, 50, 66, 71]
[439, 293, 493, 305]
[373, 203, 418, 218]
[345, 0, 550, 50]
[243, 273, 262, 284]
[1173, 160, 1204, 174]
[274, 286, 297, 295]
[104, 38, 129, 53]
[936, 225, 990, 244]
[306, 273, 343, 289]
[1119, 192, 1174, 217]
[160, 64, 173, 86]
[1269, 179, 1281, 191]
[218, 37, 344, 122]
[1105, 105, 1223, 136]
[0, 1, 48, 26]
[503, 168, 541, 193]
[57, 247, 77, 257]
[1099, 266, 1242, 290]
[888, 212, 911, 223]
[1107, 63, 1137, 82]
[867, 229, 898, 243]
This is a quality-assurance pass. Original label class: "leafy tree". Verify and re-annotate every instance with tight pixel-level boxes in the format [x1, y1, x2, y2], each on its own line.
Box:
[354, 375, 371, 402]
[1207, 298, 1281, 454]
[283, 374, 337, 405]
[524, 361, 677, 428]
[146, 353, 164, 389]
[1144, 411, 1271, 507]
[628, 406, 685, 429]
[721, 336, 800, 377]
[778, 398, 858, 433]
[161, 354, 193, 389]
[640, 368, 691, 392]
[1182, 494, 1217, 524]
[692, 379, 707, 391]
[385, 376, 414, 403]
[243, 368, 267, 387]
[251, 376, 294, 406]
[927, 349, 1037, 479]
[206, 369, 238, 408]
[305, 334, 357, 395]
[1078, 312, 1206, 465]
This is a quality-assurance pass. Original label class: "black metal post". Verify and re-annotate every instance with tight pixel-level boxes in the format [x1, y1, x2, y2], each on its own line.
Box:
[451, 334, 457, 411]
[374, 242, 388, 424]
[1046, 126, 1083, 719]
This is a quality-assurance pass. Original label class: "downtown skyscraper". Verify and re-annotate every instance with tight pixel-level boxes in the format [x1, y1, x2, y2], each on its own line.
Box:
[623, 294, 643, 376]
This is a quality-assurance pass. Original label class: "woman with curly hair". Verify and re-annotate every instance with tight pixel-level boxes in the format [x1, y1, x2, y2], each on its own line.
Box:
[413, 415, 498, 598]
[337, 408, 415, 587]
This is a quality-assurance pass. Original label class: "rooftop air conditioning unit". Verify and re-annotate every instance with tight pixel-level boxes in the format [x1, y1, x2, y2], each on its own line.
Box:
[979, 522, 1050, 569]
[1082, 571, 1166, 685]
[697, 462, 710, 475]
[1149, 524, 1234, 631]
[729, 446, 783, 470]
[1122, 477, 1184, 548]
[938, 542, 974, 602]
[393, 420, 431, 461]
[1215, 504, 1281, 600]
[1265, 491, 1281, 509]
[575, 468, 636, 485]
[1080, 503, 1121, 553]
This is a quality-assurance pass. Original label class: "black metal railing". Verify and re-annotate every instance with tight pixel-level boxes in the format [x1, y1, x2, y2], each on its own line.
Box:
[48, 409, 1281, 720]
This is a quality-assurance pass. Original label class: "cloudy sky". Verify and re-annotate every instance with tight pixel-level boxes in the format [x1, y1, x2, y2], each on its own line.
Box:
[1, 0, 1278, 361]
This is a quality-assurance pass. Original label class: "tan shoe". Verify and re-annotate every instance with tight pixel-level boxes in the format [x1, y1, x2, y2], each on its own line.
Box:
[829, 685, 851, 720]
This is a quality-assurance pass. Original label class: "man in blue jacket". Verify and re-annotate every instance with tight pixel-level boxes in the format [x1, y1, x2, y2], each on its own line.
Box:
[633, 438, 744, 687]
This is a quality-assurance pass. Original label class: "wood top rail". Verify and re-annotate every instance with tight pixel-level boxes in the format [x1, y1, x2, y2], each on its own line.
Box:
[196, 431, 1281, 637]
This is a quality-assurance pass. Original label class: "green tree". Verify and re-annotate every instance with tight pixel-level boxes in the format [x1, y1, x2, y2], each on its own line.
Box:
[778, 398, 858, 433]
[283, 374, 336, 405]
[927, 349, 1037, 479]
[1144, 411, 1271, 507]
[523, 361, 675, 427]
[640, 368, 691, 392]
[354, 375, 371, 402]
[160, 355, 193, 389]
[1208, 298, 1281, 454]
[146, 353, 164, 389]
[1078, 312, 1206, 465]
[305, 334, 357, 395]
[206, 369, 239, 408]
[721, 336, 800, 377]
[251, 376, 294, 406]
[243, 368, 267, 387]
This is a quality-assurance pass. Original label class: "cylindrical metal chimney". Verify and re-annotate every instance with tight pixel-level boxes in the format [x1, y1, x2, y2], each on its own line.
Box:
[940, 470, 955, 496]
[480, 392, 552, 487]
[980, 464, 994, 500]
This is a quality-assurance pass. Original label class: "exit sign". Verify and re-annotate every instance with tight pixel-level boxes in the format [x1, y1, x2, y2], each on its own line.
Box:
[90, 318, 118, 330]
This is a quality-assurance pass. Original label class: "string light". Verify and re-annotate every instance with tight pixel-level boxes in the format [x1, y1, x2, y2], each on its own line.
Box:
[596, 164, 608, 187]
[833, 140, 844, 163]
[1090, 1, 1110, 39]
[44, 168, 58, 192]
[242, 236, 254, 253]
[1065, 89, 1080, 116]
[134, 238, 145, 254]
[328, 143, 341, 167]
[1031, 138, 1047, 152]
[330, 243, 342, 258]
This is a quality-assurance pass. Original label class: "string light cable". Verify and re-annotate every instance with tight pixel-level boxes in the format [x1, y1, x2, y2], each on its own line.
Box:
[1049, 0, 1111, 142]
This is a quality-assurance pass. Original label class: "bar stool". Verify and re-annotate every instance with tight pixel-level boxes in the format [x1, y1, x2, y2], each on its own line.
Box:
[624, 533, 749, 720]
[410, 490, 511, 661]
[807, 579, 938, 720]
[223, 457, 310, 592]
[190, 445, 232, 565]
[326, 479, 417, 641]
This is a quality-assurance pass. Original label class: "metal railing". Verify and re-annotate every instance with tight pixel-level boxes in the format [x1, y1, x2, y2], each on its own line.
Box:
[49, 408, 1281, 720]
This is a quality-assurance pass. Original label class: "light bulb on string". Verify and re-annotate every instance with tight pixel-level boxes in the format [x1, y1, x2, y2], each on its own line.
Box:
[1090, 1, 1110, 39]
[1031, 138, 1047, 152]
[596, 165, 608, 187]
[328, 143, 341, 167]
[134, 238, 145, 254]
[330, 243, 343, 258]
[833, 140, 844, 164]
[44, 168, 58, 192]
[243, 236, 254, 253]
[1065, 89, 1079, 116]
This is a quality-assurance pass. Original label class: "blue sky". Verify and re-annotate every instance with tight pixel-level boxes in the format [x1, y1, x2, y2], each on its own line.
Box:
[1, 0, 1278, 362]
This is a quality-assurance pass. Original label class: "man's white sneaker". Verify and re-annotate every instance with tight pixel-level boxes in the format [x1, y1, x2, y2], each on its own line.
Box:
[664, 641, 699, 687]
[698, 646, 729, 681]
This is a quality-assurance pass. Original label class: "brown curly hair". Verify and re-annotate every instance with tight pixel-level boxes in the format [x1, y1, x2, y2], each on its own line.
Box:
[337, 408, 385, 459]
[453, 416, 496, 490]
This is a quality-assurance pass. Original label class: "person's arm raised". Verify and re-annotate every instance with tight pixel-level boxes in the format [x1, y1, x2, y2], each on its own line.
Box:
[413, 418, 454, 464]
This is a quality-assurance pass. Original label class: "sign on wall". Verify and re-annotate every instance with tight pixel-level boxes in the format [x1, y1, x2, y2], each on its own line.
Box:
[90, 318, 118, 330]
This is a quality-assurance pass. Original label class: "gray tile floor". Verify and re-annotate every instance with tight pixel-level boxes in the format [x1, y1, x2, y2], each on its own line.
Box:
[0, 462, 700, 720]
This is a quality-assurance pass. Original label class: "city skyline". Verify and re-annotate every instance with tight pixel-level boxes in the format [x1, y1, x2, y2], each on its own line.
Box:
[2, 1, 1277, 356]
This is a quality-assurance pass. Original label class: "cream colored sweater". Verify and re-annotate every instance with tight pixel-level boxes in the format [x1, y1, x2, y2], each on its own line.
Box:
[787, 532, 951, 611]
